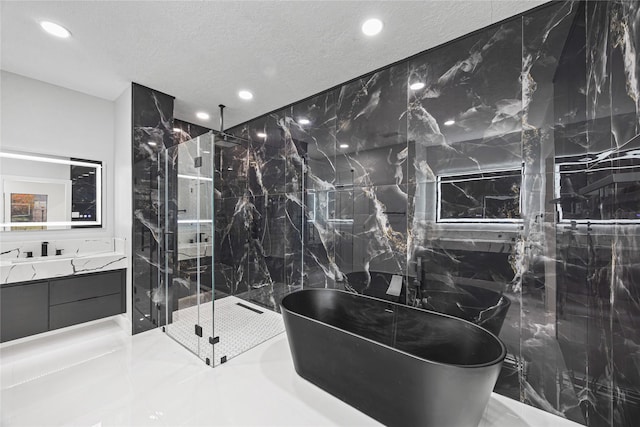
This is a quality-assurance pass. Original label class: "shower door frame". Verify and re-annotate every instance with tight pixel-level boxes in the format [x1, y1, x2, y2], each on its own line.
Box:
[159, 132, 216, 365]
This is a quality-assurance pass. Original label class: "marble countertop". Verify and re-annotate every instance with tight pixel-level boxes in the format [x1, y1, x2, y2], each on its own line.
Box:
[1, 251, 127, 285]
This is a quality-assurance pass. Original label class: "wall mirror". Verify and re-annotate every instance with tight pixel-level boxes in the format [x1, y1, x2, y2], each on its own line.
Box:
[0, 151, 102, 231]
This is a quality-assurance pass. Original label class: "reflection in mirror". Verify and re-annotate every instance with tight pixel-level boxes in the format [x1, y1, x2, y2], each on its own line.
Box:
[554, 147, 640, 223]
[0, 151, 102, 231]
[327, 189, 355, 223]
[437, 169, 522, 222]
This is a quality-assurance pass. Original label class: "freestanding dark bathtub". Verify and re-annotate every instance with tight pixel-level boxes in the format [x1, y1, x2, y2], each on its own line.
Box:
[281, 289, 506, 427]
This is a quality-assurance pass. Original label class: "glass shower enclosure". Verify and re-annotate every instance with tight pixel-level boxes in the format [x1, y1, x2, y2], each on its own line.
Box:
[159, 131, 285, 366]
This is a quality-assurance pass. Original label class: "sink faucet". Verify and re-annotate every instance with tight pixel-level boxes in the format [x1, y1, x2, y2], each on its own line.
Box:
[41, 241, 49, 257]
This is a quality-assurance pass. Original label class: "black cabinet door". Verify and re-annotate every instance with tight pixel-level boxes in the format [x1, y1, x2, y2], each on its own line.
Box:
[0, 281, 49, 343]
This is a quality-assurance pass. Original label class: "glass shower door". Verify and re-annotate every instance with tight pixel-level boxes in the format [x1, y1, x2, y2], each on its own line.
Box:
[160, 132, 215, 365]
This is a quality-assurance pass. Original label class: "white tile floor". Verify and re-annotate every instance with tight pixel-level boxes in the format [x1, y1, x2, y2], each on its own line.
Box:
[0, 317, 583, 427]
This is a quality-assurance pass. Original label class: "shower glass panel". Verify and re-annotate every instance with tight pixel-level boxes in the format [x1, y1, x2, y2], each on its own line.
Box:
[160, 132, 215, 364]
[207, 132, 287, 367]
[160, 131, 288, 367]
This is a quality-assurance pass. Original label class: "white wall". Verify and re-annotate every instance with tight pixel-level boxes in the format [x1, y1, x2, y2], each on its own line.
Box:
[114, 84, 132, 331]
[0, 70, 115, 242]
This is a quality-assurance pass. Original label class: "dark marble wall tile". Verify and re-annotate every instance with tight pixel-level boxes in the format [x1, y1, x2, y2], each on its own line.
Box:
[557, 228, 615, 427]
[132, 83, 175, 334]
[521, 2, 590, 425]
[246, 111, 287, 196]
[284, 191, 304, 291]
[173, 118, 211, 143]
[611, 224, 640, 427]
[609, 146, 640, 427]
[336, 65, 408, 188]
[216, 142, 249, 198]
[216, 195, 249, 294]
[291, 91, 337, 185]
[609, 1, 640, 150]
[585, 0, 613, 155]
[279, 111, 307, 294]
[250, 194, 286, 292]
[609, 2, 640, 426]
[219, 110, 305, 310]
[213, 133, 252, 300]
[586, 230, 616, 427]
[289, 92, 341, 289]
[327, 184, 408, 277]
[408, 19, 523, 181]
[333, 65, 410, 281]
[245, 194, 281, 286]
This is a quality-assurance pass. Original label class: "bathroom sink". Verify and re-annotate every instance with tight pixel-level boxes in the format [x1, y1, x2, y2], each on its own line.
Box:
[11, 254, 77, 264]
[8, 251, 118, 264]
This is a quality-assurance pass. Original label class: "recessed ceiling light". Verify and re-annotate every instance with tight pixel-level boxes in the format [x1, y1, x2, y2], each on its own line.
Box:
[40, 21, 71, 38]
[196, 112, 210, 120]
[173, 127, 181, 132]
[444, 120, 455, 126]
[239, 90, 253, 100]
[409, 82, 425, 91]
[256, 132, 267, 138]
[362, 18, 383, 36]
[298, 118, 310, 125]
[339, 144, 349, 149]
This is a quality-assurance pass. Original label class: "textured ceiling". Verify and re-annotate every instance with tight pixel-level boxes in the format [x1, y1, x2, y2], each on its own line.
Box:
[1, 0, 548, 129]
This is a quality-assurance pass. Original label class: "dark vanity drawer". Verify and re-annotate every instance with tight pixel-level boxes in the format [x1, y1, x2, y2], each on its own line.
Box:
[50, 270, 123, 305]
[1, 281, 49, 342]
[49, 293, 123, 330]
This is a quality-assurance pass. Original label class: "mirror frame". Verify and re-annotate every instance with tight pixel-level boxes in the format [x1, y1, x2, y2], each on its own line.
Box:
[0, 151, 102, 230]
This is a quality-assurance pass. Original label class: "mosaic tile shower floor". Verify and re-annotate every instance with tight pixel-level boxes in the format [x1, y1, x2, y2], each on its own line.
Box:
[167, 295, 285, 366]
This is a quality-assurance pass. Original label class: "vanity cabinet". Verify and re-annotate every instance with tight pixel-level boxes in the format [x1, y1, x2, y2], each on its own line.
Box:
[0, 269, 125, 343]
[0, 281, 49, 342]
